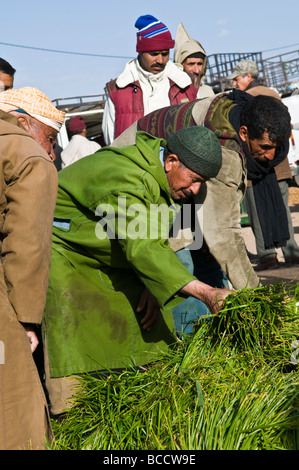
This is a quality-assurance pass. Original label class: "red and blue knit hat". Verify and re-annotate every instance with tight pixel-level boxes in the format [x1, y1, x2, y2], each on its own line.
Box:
[135, 15, 175, 52]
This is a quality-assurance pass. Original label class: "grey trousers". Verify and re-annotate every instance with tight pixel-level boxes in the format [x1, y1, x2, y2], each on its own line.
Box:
[244, 180, 299, 262]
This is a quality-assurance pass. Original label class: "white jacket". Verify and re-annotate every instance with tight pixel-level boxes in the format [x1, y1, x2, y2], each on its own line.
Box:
[102, 58, 192, 146]
[61, 134, 101, 168]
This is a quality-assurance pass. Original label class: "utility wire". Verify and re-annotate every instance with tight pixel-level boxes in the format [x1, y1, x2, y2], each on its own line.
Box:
[262, 43, 299, 53]
[0, 40, 299, 59]
[0, 41, 133, 59]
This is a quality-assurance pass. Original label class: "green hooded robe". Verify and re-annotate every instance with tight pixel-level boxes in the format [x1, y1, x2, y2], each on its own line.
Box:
[44, 132, 197, 378]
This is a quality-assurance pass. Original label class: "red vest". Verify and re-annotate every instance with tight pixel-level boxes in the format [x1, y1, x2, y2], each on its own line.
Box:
[106, 79, 198, 139]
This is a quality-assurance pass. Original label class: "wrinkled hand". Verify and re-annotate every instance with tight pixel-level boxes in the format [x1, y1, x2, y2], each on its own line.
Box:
[201, 287, 232, 315]
[186, 71, 202, 88]
[180, 280, 232, 315]
[137, 288, 161, 331]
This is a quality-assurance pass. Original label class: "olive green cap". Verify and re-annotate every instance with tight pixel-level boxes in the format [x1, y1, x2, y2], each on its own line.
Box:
[167, 126, 222, 179]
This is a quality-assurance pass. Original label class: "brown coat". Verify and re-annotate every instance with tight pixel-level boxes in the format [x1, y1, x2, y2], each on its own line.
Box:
[0, 110, 57, 449]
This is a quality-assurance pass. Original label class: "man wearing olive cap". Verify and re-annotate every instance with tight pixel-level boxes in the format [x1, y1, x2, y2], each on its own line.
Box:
[43, 126, 231, 415]
[227, 59, 280, 99]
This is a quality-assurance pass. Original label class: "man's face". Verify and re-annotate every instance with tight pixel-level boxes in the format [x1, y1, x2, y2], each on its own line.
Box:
[239, 127, 278, 163]
[138, 50, 170, 74]
[19, 115, 58, 160]
[33, 124, 58, 161]
[232, 73, 252, 91]
[183, 57, 204, 77]
[164, 154, 206, 202]
[0, 72, 14, 91]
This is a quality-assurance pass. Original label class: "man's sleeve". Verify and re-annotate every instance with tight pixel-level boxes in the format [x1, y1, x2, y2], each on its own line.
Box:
[97, 188, 196, 307]
[102, 98, 116, 146]
[2, 155, 58, 324]
[194, 147, 260, 290]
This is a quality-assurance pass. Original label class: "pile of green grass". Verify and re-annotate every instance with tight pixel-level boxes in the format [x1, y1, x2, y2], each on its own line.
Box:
[51, 283, 299, 450]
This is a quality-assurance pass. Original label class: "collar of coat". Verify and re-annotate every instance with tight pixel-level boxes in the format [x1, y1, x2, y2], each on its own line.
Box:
[116, 59, 192, 90]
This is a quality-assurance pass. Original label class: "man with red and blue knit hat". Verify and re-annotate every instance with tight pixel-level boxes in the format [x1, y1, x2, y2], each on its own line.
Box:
[103, 14, 198, 145]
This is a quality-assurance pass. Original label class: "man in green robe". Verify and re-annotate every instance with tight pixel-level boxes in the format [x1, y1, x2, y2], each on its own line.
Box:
[43, 126, 231, 415]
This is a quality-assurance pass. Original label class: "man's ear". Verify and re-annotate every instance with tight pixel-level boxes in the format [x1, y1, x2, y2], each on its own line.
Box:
[164, 153, 180, 172]
[239, 125, 249, 143]
[16, 114, 30, 133]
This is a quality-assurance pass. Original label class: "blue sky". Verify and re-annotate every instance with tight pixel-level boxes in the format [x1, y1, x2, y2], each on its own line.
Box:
[1, 0, 298, 101]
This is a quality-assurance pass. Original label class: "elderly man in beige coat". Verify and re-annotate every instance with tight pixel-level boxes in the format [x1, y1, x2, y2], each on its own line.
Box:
[0, 87, 65, 450]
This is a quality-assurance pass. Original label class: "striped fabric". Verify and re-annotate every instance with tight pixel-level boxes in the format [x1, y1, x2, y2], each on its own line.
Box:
[135, 14, 175, 52]
[137, 20, 169, 38]
[137, 101, 197, 141]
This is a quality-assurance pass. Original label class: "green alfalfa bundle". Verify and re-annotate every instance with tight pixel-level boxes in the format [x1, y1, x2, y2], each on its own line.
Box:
[204, 282, 299, 368]
[51, 283, 299, 450]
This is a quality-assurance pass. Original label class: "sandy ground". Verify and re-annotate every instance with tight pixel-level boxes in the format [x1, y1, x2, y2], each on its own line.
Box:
[242, 186, 299, 286]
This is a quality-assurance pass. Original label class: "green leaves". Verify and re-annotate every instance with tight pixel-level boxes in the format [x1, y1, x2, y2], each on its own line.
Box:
[205, 283, 299, 369]
[52, 283, 299, 450]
